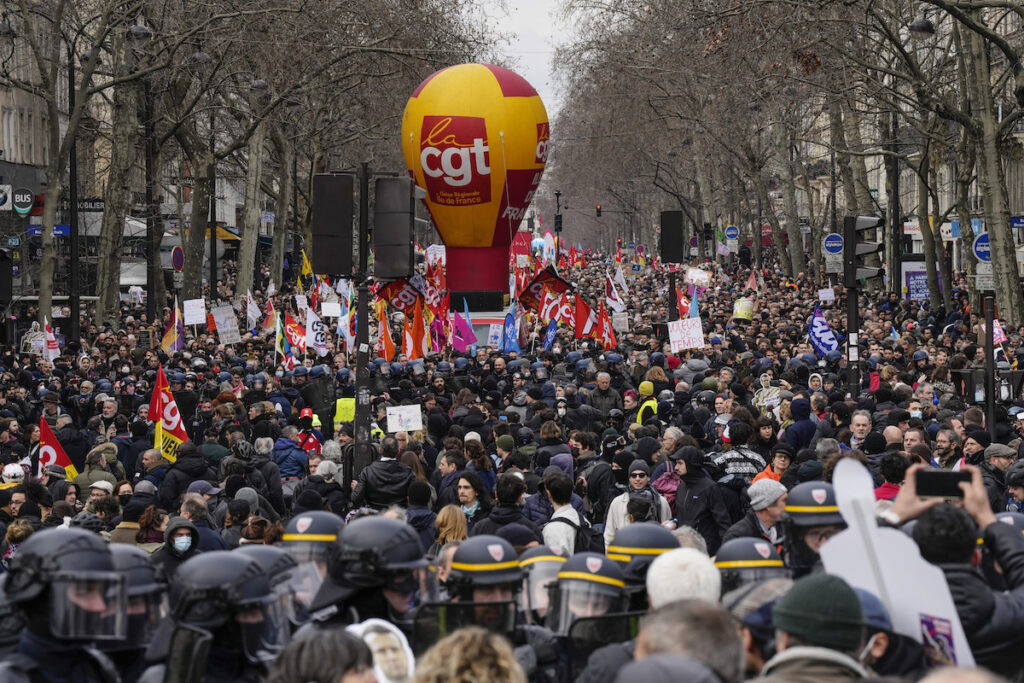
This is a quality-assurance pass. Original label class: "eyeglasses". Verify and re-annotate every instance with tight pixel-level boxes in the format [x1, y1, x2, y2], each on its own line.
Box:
[629, 472, 648, 479]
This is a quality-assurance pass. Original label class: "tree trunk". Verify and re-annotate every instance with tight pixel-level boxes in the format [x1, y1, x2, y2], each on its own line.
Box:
[693, 152, 713, 261]
[930, 162, 953, 313]
[842, 97, 877, 214]
[151, 145, 167, 314]
[96, 77, 138, 327]
[37, 166, 63, 325]
[181, 155, 213, 301]
[270, 136, 292, 289]
[965, 16, 1024, 325]
[234, 122, 267, 304]
[915, 146, 942, 309]
[830, 98, 857, 214]
[753, 171, 787, 276]
[774, 121, 804, 278]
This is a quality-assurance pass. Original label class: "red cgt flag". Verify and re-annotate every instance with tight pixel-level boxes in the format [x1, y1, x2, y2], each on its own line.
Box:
[38, 416, 78, 479]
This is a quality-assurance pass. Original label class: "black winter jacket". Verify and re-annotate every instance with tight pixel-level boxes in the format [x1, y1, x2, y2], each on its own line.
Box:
[722, 508, 773, 544]
[941, 521, 1024, 679]
[674, 473, 732, 555]
[249, 454, 286, 514]
[470, 504, 543, 540]
[158, 453, 216, 510]
[352, 459, 414, 510]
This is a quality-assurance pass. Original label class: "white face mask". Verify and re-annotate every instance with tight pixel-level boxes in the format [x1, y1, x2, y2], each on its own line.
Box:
[557, 407, 566, 417]
[172, 536, 192, 553]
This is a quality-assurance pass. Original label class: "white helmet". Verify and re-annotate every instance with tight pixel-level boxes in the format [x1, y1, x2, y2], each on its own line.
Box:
[2, 463, 24, 484]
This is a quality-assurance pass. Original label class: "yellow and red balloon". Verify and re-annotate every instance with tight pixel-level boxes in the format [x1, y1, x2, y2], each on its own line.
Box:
[402, 63, 548, 295]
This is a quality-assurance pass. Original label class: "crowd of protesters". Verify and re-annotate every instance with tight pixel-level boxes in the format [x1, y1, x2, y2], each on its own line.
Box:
[0, 243, 1018, 683]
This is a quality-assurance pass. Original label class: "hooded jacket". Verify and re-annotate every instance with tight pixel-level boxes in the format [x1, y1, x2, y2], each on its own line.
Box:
[406, 505, 437, 552]
[272, 436, 308, 478]
[469, 504, 543, 540]
[351, 458, 414, 510]
[673, 446, 732, 555]
[149, 516, 201, 579]
[785, 398, 817, 452]
[157, 444, 216, 510]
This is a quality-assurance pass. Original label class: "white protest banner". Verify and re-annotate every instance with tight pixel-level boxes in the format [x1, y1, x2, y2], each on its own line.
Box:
[295, 294, 308, 311]
[182, 298, 207, 326]
[321, 301, 341, 318]
[818, 287, 835, 303]
[386, 405, 423, 433]
[611, 311, 630, 333]
[305, 309, 328, 357]
[210, 305, 241, 344]
[684, 267, 711, 287]
[822, 459, 973, 667]
[487, 323, 502, 348]
[668, 317, 705, 353]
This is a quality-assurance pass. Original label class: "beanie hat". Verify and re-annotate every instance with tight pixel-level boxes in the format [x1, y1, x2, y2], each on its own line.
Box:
[747, 479, 787, 511]
[862, 431, 887, 455]
[965, 427, 991, 450]
[628, 459, 650, 476]
[639, 381, 654, 397]
[224, 474, 246, 499]
[771, 443, 795, 459]
[773, 573, 865, 651]
[635, 436, 660, 464]
[408, 480, 432, 507]
[18, 500, 41, 519]
[496, 434, 516, 452]
[293, 489, 324, 514]
[613, 449, 635, 471]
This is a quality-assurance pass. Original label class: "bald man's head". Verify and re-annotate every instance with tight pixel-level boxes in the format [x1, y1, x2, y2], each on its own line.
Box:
[883, 425, 904, 446]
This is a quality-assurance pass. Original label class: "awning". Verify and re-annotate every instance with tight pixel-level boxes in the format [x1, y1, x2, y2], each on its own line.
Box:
[205, 226, 240, 241]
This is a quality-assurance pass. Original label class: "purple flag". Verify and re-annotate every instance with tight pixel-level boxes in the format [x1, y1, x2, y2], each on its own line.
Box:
[451, 310, 477, 353]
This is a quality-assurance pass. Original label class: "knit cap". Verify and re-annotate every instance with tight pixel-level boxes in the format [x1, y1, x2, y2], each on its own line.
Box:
[772, 573, 865, 651]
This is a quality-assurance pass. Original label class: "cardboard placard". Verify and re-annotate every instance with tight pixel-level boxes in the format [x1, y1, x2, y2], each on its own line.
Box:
[818, 288, 836, 302]
[668, 317, 705, 353]
[210, 305, 241, 345]
[487, 324, 502, 348]
[611, 311, 630, 333]
[182, 298, 206, 326]
[295, 295, 308, 311]
[685, 267, 711, 287]
[321, 301, 341, 318]
[386, 405, 423, 433]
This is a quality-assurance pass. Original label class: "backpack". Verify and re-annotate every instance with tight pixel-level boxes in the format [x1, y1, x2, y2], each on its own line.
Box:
[548, 515, 605, 554]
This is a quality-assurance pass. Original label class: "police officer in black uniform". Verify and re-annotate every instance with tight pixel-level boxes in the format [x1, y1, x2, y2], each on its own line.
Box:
[105, 544, 166, 682]
[606, 523, 679, 610]
[780, 481, 846, 578]
[138, 552, 290, 683]
[0, 527, 125, 682]
[715, 537, 791, 594]
[302, 516, 435, 636]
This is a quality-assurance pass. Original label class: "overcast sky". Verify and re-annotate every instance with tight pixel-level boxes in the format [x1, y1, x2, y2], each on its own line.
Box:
[498, 1, 566, 117]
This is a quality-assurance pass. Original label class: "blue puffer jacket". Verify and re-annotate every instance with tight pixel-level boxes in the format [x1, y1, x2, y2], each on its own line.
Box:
[785, 398, 817, 453]
[521, 489, 587, 528]
[272, 437, 308, 478]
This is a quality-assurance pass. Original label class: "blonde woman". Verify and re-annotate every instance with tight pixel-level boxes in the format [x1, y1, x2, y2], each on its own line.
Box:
[414, 627, 526, 683]
[428, 504, 467, 557]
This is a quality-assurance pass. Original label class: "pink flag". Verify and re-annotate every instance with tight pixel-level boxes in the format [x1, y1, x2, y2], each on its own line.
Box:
[451, 310, 477, 353]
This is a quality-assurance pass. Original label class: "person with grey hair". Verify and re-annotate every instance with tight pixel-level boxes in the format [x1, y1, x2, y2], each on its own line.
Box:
[591, 372, 624, 416]
[814, 438, 840, 464]
[320, 439, 343, 464]
[634, 600, 744, 683]
[848, 409, 872, 449]
[179, 492, 229, 551]
[672, 525, 709, 555]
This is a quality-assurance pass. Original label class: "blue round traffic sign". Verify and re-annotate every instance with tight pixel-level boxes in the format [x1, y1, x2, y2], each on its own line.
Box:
[724, 225, 739, 240]
[688, 236, 698, 248]
[171, 246, 184, 271]
[823, 233, 844, 255]
[973, 233, 991, 262]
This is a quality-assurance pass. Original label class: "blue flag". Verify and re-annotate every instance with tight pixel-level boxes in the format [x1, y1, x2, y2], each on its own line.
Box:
[463, 298, 476, 355]
[543, 318, 557, 350]
[501, 312, 521, 353]
[689, 290, 700, 319]
[808, 306, 840, 356]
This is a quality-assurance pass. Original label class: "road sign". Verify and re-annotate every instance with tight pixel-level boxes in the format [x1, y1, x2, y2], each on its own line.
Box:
[0, 185, 10, 211]
[972, 233, 991, 262]
[688, 236, 698, 248]
[823, 233, 844, 255]
[171, 246, 184, 271]
[12, 188, 33, 216]
[724, 225, 739, 240]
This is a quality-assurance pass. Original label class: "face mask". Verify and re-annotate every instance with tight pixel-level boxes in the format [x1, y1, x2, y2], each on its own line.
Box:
[910, 411, 922, 419]
[570, 446, 580, 458]
[118, 494, 132, 506]
[613, 468, 628, 485]
[557, 407, 566, 417]
[275, 371, 284, 378]
[172, 536, 192, 553]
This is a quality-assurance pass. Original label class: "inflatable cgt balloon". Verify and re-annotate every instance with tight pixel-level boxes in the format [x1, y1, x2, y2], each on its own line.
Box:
[402, 63, 548, 297]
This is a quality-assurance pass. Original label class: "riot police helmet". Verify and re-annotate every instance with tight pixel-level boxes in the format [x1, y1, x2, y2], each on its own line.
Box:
[236, 544, 316, 627]
[546, 552, 626, 636]
[517, 545, 568, 624]
[715, 537, 791, 595]
[5, 527, 127, 641]
[280, 510, 345, 568]
[108, 544, 166, 649]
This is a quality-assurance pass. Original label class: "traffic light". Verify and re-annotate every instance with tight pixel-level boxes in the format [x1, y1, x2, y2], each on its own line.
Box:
[596, 204, 602, 217]
[843, 215, 884, 288]
[373, 177, 415, 279]
[554, 213, 563, 232]
[311, 174, 355, 276]
[660, 210, 684, 263]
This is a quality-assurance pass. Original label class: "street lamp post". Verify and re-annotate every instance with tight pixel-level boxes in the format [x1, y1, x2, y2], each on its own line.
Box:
[127, 24, 155, 322]
[208, 109, 217, 294]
